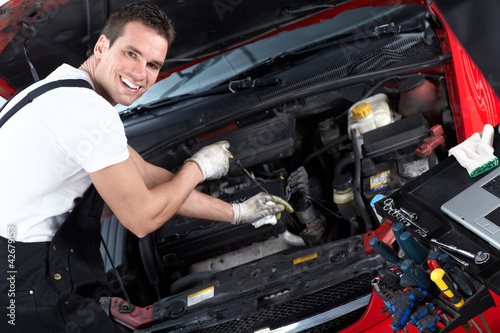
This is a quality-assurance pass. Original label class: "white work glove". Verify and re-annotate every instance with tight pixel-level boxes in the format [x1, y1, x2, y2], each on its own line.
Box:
[232, 192, 294, 226]
[185, 140, 231, 181]
[251, 214, 278, 228]
[449, 124, 498, 177]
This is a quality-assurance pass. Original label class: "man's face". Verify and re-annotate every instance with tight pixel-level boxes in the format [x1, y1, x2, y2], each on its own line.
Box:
[94, 21, 169, 106]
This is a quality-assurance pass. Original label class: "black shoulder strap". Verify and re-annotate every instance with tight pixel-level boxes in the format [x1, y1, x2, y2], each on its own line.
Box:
[0, 79, 93, 129]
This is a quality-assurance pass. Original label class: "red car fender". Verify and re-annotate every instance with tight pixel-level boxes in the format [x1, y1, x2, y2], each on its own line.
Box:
[432, 4, 500, 143]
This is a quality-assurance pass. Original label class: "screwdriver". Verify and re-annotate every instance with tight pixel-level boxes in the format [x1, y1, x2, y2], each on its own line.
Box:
[398, 231, 427, 264]
[369, 237, 403, 267]
[430, 268, 464, 308]
[400, 259, 433, 291]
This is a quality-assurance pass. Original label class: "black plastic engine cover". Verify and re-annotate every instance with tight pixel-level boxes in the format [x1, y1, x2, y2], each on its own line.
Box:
[362, 114, 429, 159]
[154, 177, 287, 268]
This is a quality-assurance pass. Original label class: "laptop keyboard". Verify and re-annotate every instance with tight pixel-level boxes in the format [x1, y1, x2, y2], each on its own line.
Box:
[482, 175, 500, 198]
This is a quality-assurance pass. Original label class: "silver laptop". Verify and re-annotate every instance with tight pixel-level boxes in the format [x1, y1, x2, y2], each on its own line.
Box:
[441, 167, 500, 250]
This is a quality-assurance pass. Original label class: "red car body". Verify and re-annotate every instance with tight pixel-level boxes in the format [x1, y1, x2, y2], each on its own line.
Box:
[1, 1, 499, 332]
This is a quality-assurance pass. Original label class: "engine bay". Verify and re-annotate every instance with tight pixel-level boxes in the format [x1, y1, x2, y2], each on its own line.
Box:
[74, 4, 500, 332]
[101, 9, 469, 329]
[125, 72, 455, 305]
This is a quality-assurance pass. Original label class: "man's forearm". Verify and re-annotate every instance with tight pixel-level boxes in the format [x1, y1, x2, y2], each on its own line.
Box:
[144, 158, 234, 223]
[178, 189, 234, 222]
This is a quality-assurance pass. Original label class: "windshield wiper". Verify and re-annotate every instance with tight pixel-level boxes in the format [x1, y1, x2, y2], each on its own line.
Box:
[120, 76, 280, 119]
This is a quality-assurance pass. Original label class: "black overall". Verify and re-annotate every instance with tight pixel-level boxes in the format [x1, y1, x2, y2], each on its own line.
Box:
[0, 80, 129, 332]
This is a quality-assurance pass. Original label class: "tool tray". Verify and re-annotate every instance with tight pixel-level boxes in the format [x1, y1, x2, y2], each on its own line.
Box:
[373, 127, 500, 331]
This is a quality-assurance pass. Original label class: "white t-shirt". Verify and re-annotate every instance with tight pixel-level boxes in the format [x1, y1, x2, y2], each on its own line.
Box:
[0, 64, 129, 242]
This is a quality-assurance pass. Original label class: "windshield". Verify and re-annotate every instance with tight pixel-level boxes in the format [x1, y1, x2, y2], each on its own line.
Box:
[116, 5, 422, 113]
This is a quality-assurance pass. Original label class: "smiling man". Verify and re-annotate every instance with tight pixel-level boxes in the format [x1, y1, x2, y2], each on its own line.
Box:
[0, 2, 291, 332]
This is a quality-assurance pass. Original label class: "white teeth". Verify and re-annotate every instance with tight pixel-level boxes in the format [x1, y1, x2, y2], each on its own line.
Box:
[121, 77, 139, 90]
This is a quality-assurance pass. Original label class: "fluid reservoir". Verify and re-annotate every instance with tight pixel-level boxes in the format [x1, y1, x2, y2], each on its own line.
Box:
[398, 76, 444, 126]
[332, 173, 358, 221]
[347, 93, 393, 153]
[319, 117, 340, 146]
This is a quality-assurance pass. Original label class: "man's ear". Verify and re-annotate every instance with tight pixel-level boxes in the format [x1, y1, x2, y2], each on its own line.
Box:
[94, 35, 110, 60]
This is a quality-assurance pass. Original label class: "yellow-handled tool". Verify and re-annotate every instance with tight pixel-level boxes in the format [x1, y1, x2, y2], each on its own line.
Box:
[430, 268, 464, 308]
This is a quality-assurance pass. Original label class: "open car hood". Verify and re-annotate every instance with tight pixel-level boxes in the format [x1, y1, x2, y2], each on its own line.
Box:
[4, 1, 500, 332]
[0, 0, 354, 99]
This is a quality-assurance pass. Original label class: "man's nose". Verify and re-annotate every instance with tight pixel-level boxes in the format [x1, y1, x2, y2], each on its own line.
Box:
[131, 61, 147, 81]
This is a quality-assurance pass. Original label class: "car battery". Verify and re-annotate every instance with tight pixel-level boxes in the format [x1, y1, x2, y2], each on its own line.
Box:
[361, 114, 431, 201]
[362, 159, 400, 201]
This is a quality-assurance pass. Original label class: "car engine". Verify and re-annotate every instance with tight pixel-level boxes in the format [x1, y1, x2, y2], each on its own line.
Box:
[101, 10, 459, 330]
[119, 72, 453, 305]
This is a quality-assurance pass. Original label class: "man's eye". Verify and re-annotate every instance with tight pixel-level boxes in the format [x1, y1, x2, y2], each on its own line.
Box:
[127, 51, 136, 58]
[148, 63, 159, 70]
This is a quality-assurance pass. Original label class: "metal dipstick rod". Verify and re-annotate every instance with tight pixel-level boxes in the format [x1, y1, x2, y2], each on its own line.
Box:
[238, 160, 272, 195]
[231, 156, 303, 233]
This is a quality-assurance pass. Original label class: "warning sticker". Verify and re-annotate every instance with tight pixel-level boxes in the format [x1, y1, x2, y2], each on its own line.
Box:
[187, 286, 215, 307]
[403, 158, 430, 178]
[370, 170, 393, 191]
[293, 252, 318, 265]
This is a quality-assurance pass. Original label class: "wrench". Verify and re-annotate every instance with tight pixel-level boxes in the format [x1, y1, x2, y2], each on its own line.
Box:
[382, 199, 428, 236]
[400, 207, 418, 221]
[478, 313, 492, 333]
[430, 239, 490, 264]
[388, 209, 428, 236]
[470, 319, 484, 333]
[398, 214, 428, 236]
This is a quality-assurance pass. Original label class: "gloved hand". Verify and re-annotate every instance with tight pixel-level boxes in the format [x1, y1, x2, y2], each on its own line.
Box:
[449, 124, 498, 177]
[251, 214, 278, 228]
[232, 192, 294, 225]
[185, 141, 231, 181]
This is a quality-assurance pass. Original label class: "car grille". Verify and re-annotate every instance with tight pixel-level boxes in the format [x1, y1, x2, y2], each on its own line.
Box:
[300, 307, 367, 333]
[189, 272, 373, 333]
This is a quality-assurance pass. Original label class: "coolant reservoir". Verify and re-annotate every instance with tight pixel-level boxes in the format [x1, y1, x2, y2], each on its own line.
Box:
[332, 173, 357, 221]
[347, 93, 393, 151]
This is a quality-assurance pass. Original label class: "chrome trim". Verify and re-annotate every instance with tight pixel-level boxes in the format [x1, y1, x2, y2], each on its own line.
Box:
[254, 294, 372, 333]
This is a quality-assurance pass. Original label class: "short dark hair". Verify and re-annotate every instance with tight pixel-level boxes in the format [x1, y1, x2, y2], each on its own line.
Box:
[101, 2, 175, 48]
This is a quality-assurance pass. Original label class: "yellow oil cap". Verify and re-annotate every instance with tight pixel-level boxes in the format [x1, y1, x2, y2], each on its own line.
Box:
[352, 103, 372, 119]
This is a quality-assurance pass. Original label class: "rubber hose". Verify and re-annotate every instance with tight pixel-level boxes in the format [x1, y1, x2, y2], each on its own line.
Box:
[303, 134, 349, 165]
[350, 128, 373, 232]
[334, 153, 355, 178]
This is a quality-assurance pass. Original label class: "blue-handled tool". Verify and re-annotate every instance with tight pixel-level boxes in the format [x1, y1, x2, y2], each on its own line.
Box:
[415, 311, 441, 332]
[400, 274, 417, 288]
[437, 253, 455, 270]
[409, 303, 434, 325]
[392, 222, 406, 239]
[399, 231, 427, 264]
[387, 288, 427, 331]
[369, 237, 403, 267]
[400, 259, 432, 291]
[428, 251, 440, 261]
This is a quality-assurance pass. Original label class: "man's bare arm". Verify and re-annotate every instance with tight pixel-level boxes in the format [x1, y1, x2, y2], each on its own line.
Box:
[127, 146, 234, 222]
[92, 146, 233, 238]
